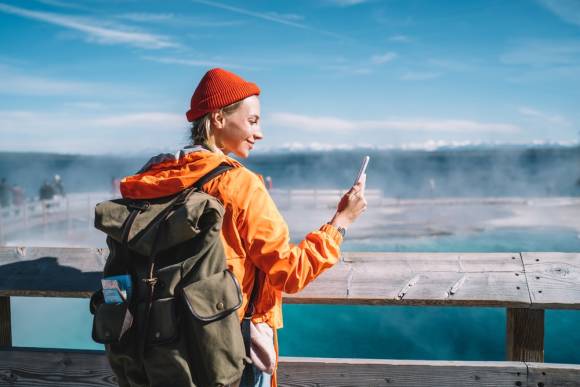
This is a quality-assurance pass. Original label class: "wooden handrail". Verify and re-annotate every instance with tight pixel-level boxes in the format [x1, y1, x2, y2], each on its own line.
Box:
[0, 248, 577, 310]
[0, 247, 579, 365]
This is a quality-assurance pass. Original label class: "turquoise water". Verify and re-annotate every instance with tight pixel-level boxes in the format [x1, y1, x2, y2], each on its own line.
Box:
[11, 227, 580, 363]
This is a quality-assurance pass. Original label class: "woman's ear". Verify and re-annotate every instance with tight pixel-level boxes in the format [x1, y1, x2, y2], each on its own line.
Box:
[210, 110, 226, 130]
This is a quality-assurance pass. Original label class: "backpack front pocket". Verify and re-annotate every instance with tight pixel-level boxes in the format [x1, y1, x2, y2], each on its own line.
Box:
[147, 297, 179, 345]
[181, 270, 243, 321]
[181, 270, 246, 386]
[92, 302, 133, 344]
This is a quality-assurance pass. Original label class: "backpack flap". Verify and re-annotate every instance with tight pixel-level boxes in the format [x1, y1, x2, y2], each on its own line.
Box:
[95, 191, 224, 257]
[182, 270, 242, 321]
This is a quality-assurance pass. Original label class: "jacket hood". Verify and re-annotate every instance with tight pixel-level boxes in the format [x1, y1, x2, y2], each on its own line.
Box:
[120, 150, 242, 200]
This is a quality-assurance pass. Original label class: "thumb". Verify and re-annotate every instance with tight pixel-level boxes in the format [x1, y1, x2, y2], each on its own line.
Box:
[359, 173, 367, 187]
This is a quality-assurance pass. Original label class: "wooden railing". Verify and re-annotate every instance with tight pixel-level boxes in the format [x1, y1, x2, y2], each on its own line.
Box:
[0, 193, 110, 245]
[0, 247, 579, 386]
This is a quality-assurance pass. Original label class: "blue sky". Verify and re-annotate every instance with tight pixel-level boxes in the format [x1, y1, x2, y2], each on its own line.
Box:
[0, 0, 579, 154]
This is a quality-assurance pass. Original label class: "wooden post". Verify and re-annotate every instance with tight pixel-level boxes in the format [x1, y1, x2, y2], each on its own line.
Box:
[66, 197, 71, 236]
[0, 296, 11, 348]
[23, 201, 28, 228]
[0, 210, 4, 246]
[42, 200, 48, 237]
[87, 194, 92, 230]
[506, 307, 544, 362]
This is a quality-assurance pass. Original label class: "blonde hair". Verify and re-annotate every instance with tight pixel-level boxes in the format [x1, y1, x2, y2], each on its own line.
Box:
[190, 100, 244, 152]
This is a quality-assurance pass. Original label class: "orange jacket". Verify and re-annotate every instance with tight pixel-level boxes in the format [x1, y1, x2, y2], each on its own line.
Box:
[120, 149, 343, 384]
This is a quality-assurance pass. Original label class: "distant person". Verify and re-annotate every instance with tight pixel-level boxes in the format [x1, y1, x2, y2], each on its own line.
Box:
[265, 175, 273, 190]
[0, 178, 11, 208]
[39, 180, 55, 201]
[107, 68, 367, 387]
[52, 174, 65, 197]
[111, 176, 121, 196]
[428, 178, 437, 197]
[11, 184, 24, 205]
[10, 185, 24, 216]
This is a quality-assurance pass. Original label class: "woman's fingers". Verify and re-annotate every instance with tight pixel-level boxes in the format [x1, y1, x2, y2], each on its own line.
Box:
[351, 174, 367, 193]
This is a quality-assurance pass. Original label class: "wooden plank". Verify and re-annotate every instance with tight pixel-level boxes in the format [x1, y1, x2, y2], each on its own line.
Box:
[526, 361, 580, 387]
[0, 296, 11, 347]
[346, 254, 530, 307]
[521, 253, 580, 309]
[0, 348, 116, 386]
[278, 358, 527, 387]
[343, 252, 524, 272]
[0, 349, 534, 387]
[0, 247, 106, 297]
[283, 262, 351, 303]
[506, 308, 544, 362]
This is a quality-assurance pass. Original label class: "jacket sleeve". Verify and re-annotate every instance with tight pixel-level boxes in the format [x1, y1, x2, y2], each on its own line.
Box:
[234, 173, 343, 294]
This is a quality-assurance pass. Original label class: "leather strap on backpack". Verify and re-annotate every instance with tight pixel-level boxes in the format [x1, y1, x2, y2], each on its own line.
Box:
[193, 164, 233, 191]
[135, 163, 233, 358]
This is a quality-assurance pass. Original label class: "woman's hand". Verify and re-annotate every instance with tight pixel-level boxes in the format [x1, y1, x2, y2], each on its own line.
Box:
[330, 174, 367, 230]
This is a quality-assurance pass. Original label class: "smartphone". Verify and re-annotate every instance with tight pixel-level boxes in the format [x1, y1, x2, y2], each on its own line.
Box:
[354, 156, 370, 186]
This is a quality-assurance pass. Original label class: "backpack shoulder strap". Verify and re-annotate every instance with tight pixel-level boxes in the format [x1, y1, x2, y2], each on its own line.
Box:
[193, 164, 234, 191]
[171, 163, 234, 207]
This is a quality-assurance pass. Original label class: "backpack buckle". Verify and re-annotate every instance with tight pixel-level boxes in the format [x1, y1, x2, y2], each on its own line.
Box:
[127, 201, 150, 211]
[142, 277, 158, 286]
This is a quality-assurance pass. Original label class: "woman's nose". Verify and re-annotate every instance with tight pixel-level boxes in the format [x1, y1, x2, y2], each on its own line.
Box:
[253, 127, 264, 140]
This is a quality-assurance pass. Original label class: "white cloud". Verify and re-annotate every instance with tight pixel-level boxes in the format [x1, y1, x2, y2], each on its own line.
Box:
[388, 35, 412, 43]
[94, 112, 183, 128]
[191, 0, 346, 40]
[63, 101, 107, 110]
[142, 56, 258, 70]
[501, 39, 580, 66]
[400, 71, 441, 81]
[269, 112, 521, 133]
[507, 65, 580, 82]
[115, 13, 244, 28]
[518, 106, 571, 126]
[324, 0, 372, 6]
[0, 110, 183, 133]
[0, 3, 178, 49]
[0, 65, 101, 96]
[116, 13, 175, 23]
[428, 59, 474, 72]
[0, 110, 186, 153]
[191, 0, 307, 28]
[31, 0, 91, 11]
[321, 65, 373, 75]
[537, 0, 580, 26]
[371, 52, 398, 64]
[264, 11, 304, 22]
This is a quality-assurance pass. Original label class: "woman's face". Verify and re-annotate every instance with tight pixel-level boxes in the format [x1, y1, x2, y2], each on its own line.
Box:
[215, 95, 262, 158]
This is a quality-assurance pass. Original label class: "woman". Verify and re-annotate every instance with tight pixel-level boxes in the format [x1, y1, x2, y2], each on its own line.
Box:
[120, 68, 367, 386]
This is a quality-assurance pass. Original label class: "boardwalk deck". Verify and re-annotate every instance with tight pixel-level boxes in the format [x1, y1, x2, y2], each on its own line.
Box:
[3, 348, 580, 387]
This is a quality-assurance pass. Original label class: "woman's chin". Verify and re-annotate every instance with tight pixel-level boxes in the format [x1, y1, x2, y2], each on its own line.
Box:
[234, 149, 250, 158]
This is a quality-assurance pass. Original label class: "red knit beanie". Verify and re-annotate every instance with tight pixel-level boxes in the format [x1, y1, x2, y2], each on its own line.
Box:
[185, 68, 261, 122]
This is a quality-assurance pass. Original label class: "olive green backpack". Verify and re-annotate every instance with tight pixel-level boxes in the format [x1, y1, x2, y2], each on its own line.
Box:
[90, 165, 247, 387]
